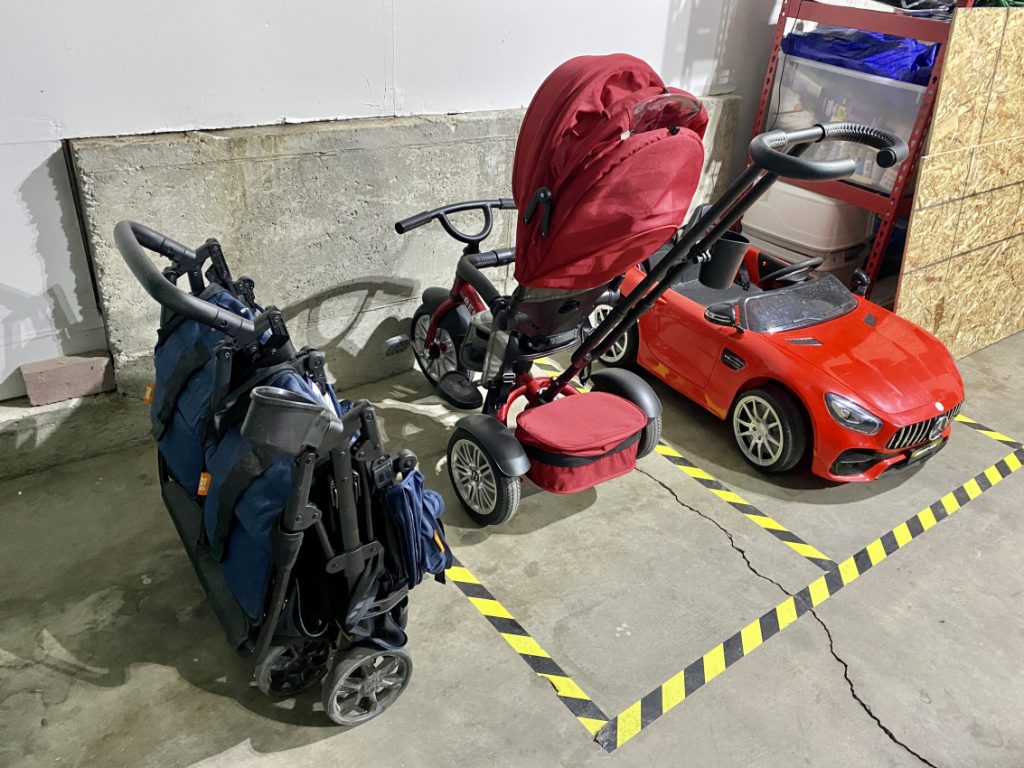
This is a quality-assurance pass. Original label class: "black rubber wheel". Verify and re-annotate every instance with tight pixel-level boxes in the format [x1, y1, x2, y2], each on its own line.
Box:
[589, 304, 638, 368]
[447, 429, 521, 526]
[636, 414, 663, 459]
[322, 646, 412, 726]
[410, 305, 466, 386]
[255, 640, 331, 698]
[730, 385, 807, 473]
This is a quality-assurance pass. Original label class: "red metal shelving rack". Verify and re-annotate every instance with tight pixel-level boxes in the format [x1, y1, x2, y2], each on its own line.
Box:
[749, 0, 975, 297]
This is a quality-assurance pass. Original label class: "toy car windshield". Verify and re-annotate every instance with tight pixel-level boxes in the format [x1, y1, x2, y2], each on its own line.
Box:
[743, 274, 857, 334]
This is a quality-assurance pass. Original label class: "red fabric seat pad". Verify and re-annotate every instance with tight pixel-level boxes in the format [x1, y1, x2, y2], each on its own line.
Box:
[512, 53, 708, 291]
[515, 391, 647, 494]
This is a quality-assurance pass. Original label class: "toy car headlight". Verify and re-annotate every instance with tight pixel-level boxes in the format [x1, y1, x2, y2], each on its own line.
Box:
[824, 393, 882, 435]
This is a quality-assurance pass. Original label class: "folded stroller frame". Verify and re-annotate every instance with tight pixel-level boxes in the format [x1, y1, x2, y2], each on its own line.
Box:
[114, 221, 451, 726]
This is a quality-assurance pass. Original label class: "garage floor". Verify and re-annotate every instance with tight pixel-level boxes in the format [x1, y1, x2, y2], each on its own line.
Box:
[2, 331, 1023, 768]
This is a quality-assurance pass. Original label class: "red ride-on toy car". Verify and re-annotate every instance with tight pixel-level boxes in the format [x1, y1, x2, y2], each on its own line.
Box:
[592, 235, 965, 481]
[396, 54, 909, 524]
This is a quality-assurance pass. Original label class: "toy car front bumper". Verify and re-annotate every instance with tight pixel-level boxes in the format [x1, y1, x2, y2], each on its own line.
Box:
[821, 433, 950, 482]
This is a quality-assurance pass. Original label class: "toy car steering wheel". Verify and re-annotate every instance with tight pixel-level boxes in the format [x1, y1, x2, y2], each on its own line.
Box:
[759, 257, 823, 287]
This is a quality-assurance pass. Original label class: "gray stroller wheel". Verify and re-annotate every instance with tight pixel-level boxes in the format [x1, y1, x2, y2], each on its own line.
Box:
[322, 646, 412, 726]
[255, 640, 331, 698]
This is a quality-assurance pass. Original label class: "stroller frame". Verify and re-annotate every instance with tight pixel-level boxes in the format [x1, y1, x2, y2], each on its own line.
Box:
[116, 221, 417, 725]
[398, 123, 909, 526]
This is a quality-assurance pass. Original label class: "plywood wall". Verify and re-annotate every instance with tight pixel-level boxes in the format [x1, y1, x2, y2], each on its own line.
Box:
[896, 8, 1024, 358]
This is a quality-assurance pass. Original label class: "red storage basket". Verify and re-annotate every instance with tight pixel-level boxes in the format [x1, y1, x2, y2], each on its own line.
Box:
[515, 392, 647, 494]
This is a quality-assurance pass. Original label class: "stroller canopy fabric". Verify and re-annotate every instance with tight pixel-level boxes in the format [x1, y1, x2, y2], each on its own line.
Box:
[512, 54, 708, 291]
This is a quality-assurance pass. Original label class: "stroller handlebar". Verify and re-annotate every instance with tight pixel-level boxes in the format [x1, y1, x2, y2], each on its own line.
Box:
[114, 220, 256, 338]
[394, 198, 516, 244]
[749, 122, 909, 182]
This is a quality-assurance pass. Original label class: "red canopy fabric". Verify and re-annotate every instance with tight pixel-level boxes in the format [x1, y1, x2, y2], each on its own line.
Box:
[512, 54, 708, 291]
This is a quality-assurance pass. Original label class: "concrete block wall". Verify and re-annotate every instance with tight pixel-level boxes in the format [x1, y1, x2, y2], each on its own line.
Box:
[71, 97, 742, 400]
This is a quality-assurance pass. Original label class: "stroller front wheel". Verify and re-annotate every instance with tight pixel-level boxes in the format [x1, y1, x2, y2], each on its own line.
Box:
[447, 430, 521, 526]
[322, 646, 412, 726]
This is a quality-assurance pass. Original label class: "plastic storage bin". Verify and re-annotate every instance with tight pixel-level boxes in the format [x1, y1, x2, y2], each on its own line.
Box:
[770, 53, 925, 192]
[743, 180, 875, 254]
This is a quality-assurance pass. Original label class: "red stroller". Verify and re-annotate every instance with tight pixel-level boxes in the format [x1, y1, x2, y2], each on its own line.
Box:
[396, 54, 907, 525]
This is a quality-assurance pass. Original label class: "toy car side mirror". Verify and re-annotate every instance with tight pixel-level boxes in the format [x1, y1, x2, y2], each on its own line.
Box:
[705, 303, 743, 333]
[851, 268, 870, 296]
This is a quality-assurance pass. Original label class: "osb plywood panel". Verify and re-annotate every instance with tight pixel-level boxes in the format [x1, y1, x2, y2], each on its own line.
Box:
[897, 8, 1024, 359]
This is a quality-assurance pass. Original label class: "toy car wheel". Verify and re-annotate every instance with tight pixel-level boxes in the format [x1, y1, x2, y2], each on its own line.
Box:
[411, 306, 463, 385]
[636, 414, 663, 459]
[322, 646, 412, 726]
[589, 304, 638, 367]
[447, 429, 521, 526]
[730, 386, 806, 472]
[255, 640, 331, 698]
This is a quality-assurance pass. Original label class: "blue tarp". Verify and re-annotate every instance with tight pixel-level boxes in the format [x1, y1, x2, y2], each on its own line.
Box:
[782, 28, 938, 85]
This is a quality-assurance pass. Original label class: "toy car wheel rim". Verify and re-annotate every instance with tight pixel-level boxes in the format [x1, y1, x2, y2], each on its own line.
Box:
[412, 314, 458, 382]
[450, 438, 498, 515]
[733, 395, 785, 467]
[589, 305, 629, 364]
[324, 648, 411, 726]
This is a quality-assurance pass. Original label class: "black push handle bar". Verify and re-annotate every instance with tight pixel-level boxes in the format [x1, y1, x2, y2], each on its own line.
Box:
[749, 122, 909, 181]
[455, 248, 516, 308]
[114, 220, 256, 337]
[395, 198, 516, 244]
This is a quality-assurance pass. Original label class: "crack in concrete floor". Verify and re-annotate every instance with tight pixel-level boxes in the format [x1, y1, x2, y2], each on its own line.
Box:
[637, 466, 939, 768]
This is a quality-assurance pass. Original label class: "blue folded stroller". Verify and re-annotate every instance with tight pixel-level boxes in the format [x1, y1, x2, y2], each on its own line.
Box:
[114, 221, 452, 726]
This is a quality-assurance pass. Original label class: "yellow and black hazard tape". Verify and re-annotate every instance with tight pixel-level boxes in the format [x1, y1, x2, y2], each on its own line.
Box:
[531, 357, 836, 571]
[955, 413, 1023, 449]
[446, 558, 609, 736]
[595, 443, 1024, 751]
[652, 442, 836, 570]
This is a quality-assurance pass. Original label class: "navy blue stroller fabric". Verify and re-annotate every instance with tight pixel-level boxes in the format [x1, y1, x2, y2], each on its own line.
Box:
[152, 289, 347, 618]
[782, 29, 938, 85]
[384, 470, 452, 589]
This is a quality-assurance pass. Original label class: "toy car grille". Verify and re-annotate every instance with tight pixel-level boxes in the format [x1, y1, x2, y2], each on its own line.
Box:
[887, 402, 962, 450]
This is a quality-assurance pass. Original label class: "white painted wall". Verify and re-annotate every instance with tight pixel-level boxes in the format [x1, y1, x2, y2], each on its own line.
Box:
[0, 0, 777, 400]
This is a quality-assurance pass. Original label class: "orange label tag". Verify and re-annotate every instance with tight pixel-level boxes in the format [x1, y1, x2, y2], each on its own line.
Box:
[433, 530, 446, 553]
[143, 384, 155, 404]
[197, 472, 212, 496]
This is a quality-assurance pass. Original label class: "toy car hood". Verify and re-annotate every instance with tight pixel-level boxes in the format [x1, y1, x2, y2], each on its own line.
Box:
[773, 302, 964, 415]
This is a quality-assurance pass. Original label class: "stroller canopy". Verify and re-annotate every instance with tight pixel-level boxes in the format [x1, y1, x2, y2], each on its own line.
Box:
[512, 54, 708, 291]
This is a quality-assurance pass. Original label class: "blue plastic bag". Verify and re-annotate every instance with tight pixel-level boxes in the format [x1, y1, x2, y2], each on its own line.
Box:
[782, 28, 938, 85]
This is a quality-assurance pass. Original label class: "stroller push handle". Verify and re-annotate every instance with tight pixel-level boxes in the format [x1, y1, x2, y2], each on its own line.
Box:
[749, 122, 909, 182]
[114, 220, 256, 338]
[394, 198, 516, 244]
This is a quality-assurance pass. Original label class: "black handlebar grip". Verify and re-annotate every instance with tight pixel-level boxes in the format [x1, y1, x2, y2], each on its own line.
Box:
[818, 122, 910, 168]
[749, 122, 908, 181]
[394, 210, 434, 235]
[114, 221, 254, 338]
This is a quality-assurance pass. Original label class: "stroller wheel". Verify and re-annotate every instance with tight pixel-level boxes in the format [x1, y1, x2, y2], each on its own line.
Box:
[447, 430, 521, 526]
[637, 414, 663, 459]
[411, 307, 463, 386]
[322, 646, 412, 726]
[255, 640, 331, 698]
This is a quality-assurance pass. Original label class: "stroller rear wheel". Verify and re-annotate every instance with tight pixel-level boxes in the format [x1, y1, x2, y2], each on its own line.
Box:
[322, 646, 412, 726]
[447, 430, 521, 526]
[255, 640, 331, 698]
[411, 306, 463, 385]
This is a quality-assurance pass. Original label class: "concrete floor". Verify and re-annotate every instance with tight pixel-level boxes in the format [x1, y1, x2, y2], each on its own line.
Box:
[2, 331, 1023, 768]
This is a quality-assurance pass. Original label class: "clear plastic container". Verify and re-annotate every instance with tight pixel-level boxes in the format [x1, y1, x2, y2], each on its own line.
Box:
[770, 53, 925, 192]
